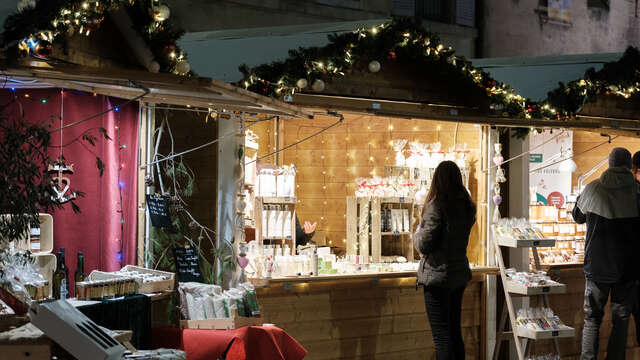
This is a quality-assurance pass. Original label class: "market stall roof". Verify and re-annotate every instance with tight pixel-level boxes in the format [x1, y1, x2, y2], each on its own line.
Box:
[0, 59, 313, 118]
[471, 52, 623, 102]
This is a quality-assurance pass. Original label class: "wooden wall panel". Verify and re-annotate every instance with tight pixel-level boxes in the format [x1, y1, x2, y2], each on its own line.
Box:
[571, 131, 640, 188]
[257, 278, 483, 360]
[257, 113, 484, 264]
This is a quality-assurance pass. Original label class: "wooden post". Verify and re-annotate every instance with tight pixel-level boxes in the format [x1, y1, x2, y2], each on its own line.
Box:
[370, 197, 381, 263]
[346, 196, 357, 256]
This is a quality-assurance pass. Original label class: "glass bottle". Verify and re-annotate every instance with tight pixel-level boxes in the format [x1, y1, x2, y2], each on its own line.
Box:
[60, 248, 69, 296]
[75, 251, 86, 292]
[52, 252, 68, 299]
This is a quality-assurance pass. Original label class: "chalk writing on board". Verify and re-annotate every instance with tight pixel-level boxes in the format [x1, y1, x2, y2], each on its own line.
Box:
[146, 194, 172, 228]
[173, 246, 204, 283]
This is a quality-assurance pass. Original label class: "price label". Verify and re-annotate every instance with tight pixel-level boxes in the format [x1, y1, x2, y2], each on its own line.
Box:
[284, 196, 291, 202]
[399, 197, 405, 203]
[552, 331, 559, 336]
[542, 287, 550, 293]
[533, 240, 540, 246]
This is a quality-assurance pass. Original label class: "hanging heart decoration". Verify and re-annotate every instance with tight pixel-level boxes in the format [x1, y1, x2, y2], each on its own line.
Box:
[493, 155, 504, 166]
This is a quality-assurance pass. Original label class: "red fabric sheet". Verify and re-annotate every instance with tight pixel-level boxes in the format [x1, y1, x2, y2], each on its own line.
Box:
[152, 326, 307, 360]
[0, 89, 138, 280]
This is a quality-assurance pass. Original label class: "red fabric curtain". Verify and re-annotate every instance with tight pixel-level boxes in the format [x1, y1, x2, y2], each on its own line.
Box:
[1, 88, 139, 278]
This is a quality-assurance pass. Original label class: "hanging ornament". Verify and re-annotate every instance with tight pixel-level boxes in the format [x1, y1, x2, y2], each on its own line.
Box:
[188, 220, 198, 230]
[236, 196, 247, 212]
[492, 155, 504, 166]
[162, 44, 176, 56]
[48, 157, 77, 204]
[17, 0, 35, 11]
[387, 51, 397, 60]
[368, 60, 381, 73]
[496, 167, 507, 183]
[492, 194, 502, 206]
[311, 79, 325, 92]
[153, 4, 171, 22]
[296, 78, 308, 89]
[148, 61, 160, 73]
[174, 59, 190, 75]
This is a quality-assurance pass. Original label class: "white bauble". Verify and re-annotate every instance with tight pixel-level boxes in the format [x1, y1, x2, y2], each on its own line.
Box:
[311, 79, 325, 92]
[153, 4, 171, 22]
[17, 0, 36, 11]
[148, 61, 160, 73]
[368, 60, 381, 73]
[236, 197, 247, 212]
[296, 78, 308, 89]
[175, 60, 190, 75]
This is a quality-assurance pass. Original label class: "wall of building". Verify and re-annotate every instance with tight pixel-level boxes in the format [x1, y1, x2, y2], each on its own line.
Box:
[479, 1, 640, 58]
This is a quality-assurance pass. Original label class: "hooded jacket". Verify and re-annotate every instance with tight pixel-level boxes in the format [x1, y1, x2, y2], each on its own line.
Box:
[413, 194, 475, 288]
[572, 167, 640, 283]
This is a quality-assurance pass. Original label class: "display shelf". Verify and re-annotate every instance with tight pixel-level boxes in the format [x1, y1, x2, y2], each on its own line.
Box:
[263, 236, 293, 241]
[380, 232, 412, 236]
[496, 237, 555, 248]
[260, 196, 296, 204]
[516, 326, 575, 340]
[504, 279, 566, 296]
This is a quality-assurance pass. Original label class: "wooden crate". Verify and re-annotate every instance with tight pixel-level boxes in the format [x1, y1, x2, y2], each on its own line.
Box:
[346, 196, 415, 263]
[180, 315, 263, 330]
[120, 265, 175, 294]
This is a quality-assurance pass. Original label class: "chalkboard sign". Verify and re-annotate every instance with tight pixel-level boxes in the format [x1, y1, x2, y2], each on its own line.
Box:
[146, 194, 172, 228]
[172, 246, 204, 283]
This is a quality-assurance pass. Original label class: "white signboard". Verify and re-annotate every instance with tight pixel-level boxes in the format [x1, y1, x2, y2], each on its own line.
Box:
[529, 130, 573, 205]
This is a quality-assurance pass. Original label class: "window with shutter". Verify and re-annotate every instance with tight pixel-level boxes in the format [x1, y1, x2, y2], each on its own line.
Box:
[392, 0, 416, 16]
[456, 0, 475, 27]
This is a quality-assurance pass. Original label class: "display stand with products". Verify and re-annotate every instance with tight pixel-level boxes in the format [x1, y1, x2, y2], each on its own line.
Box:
[254, 197, 296, 255]
[529, 204, 585, 266]
[492, 220, 575, 360]
[346, 196, 415, 263]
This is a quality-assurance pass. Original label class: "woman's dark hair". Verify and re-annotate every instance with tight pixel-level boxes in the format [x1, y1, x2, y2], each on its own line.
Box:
[425, 160, 475, 216]
[633, 151, 640, 171]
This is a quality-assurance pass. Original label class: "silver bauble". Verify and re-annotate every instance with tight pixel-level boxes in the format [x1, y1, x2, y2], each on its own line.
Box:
[175, 60, 190, 75]
[368, 60, 381, 73]
[296, 78, 308, 89]
[311, 79, 325, 92]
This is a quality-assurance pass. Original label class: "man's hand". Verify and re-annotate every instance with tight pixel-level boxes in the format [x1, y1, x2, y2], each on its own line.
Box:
[303, 221, 317, 234]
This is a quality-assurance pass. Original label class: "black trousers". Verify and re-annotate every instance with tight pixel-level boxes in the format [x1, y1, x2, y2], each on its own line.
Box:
[634, 281, 640, 346]
[581, 279, 636, 360]
[423, 285, 467, 360]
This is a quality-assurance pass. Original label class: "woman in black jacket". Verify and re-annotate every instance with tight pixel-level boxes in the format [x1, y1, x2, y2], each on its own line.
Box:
[413, 160, 476, 360]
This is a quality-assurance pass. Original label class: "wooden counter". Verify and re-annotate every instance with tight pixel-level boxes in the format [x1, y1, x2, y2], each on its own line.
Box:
[255, 268, 496, 360]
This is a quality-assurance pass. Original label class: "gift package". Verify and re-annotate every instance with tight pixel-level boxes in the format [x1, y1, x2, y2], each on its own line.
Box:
[262, 206, 292, 239]
[494, 218, 545, 240]
[257, 165, 296, 198]
[504, 268, 561, 288]
[178, 282, 260, 320]
[516, 307, 567, 331]
[0, 252, 49, 301]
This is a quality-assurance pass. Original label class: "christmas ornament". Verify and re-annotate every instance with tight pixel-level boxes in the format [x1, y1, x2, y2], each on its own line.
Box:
[368, 60, 381, 73]
[296, 78, 308, 89]
[174, 59, 190, 75]
[162, 45, 176, 55]
[311, 79, 325, 92]
[387, 51, 396, 60]
[188, 221, 198, 230]
[153, 4, 171, 22]
[492, 142, 505, 222]
[148, 61, 160, 73]
[492, 194, 502, 206]
[492, 155, 504, 166]
[48, 110, 76, 204]
[34, 40, 53, 57]
[236, 197, 247, 212]
[17, 0, 35, 11]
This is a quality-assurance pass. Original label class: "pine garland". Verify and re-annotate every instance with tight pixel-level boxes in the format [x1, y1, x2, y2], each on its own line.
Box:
[2, 0, 187, 74]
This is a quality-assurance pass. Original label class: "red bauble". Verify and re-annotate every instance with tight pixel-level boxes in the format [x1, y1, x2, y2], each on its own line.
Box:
[163, 44, 176, 55]
[387, 51, 397, 60]
[35, 40, 53, 57]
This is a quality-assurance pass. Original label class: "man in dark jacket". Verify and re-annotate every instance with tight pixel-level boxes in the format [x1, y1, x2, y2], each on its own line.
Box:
[573, 148, 640, 360]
